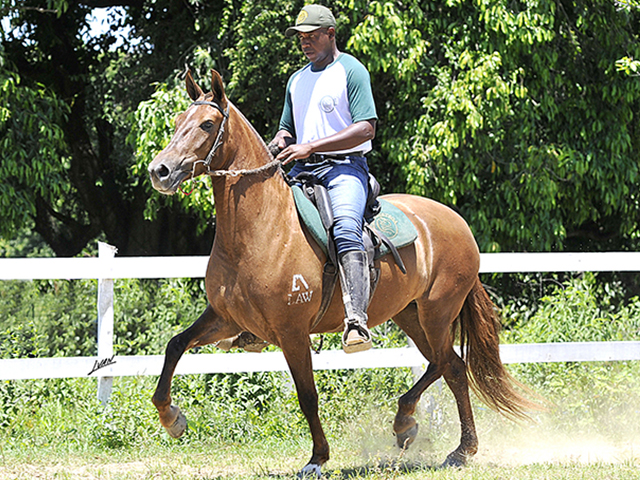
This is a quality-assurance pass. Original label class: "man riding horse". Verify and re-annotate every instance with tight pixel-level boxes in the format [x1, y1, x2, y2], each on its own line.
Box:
[269, 5, 378, 353]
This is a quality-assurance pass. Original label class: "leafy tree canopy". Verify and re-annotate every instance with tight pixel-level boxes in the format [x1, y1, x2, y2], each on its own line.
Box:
[2, 0, 640, 257]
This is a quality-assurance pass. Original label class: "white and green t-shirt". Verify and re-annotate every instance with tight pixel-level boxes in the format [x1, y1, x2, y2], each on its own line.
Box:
[279, 53, 378, 155]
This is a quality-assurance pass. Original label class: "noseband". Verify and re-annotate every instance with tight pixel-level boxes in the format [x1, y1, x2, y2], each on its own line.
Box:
[189, 100, 281, 178]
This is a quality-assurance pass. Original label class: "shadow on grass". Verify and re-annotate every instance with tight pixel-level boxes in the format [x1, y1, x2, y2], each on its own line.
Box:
[326, 459, 439, 478]
[258, 459, 439, 479]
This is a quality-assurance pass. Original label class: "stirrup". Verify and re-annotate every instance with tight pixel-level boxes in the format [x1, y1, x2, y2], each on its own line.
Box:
[342, 321, 372, 354]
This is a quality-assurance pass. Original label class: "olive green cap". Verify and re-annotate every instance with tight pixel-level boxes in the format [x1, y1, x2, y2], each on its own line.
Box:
[285, 5, 336, 37]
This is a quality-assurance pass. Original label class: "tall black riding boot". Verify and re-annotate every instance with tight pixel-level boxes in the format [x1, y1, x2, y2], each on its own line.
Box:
[338, 250, 372, 353]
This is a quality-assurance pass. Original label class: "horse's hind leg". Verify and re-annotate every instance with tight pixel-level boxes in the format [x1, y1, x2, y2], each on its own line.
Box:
[392, 303, 442, 448]
[392, 301, 478, 466]
[152, 304, 240, 438]
[440, 353, 478, 466]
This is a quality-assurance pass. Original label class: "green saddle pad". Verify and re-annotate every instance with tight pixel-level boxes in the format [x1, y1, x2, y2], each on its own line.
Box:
[291, 185, 418, 258]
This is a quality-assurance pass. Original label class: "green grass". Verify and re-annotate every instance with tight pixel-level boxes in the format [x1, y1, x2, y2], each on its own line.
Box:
[2, 273, 640, 478]
[0, 372, 638, 479]
[0, 441, 638, 479]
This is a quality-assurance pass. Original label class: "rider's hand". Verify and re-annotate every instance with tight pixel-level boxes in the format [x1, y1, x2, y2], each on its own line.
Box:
[276, 143, 315, 165]
[268, 132, 296, 160]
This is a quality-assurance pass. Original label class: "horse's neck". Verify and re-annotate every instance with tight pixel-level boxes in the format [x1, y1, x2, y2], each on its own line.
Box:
[211, 108, 298, 259]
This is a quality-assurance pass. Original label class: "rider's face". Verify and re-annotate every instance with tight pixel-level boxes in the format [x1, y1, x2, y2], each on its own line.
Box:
[297, 28, 334, 67]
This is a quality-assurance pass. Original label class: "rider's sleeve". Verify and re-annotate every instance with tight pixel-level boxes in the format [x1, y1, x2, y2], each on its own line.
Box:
[278, 76, 296, 136]
[342, 55, 378, 123]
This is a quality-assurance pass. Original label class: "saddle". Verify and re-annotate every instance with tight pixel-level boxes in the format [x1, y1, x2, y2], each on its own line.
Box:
[215, 171, 419, 353]
[289, 172, 418, 330]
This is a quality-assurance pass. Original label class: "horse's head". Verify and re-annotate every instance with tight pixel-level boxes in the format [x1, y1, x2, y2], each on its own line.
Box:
[148, 70, 229, 195]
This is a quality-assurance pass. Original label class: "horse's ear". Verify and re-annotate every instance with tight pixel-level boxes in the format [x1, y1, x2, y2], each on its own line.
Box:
[211, 70, 228, 108]
[185, 70, 204, 101]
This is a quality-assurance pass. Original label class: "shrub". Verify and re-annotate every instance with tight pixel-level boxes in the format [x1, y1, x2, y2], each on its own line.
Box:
[502, 273, 640, 436]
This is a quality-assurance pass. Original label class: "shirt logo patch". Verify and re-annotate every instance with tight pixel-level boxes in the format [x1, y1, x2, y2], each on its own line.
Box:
[320, 95, 337, 113]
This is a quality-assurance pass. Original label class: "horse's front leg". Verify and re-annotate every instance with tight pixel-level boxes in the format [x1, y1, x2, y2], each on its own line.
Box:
[281, 337, 329, 478]
[152, 304, 240, 438]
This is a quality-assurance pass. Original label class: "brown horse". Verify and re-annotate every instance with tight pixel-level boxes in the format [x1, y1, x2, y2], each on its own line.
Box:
[148, 70, 534, 477]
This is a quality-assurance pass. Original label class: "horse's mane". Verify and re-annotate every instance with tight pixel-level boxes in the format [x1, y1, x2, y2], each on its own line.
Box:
[204, 93, 272, 159]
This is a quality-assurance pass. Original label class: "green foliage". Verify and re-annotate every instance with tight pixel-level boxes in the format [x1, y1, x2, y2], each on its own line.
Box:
[4, 0, 640, 255]
[0, 68, 71, 238]
[346, 0, 640, 252]
[502, 273, 640, 436]
[222, 0, 304, 136]
[616, 55, 640, 76]
[112, 278, 209, 355]
[89, 378, 160, 449]
[0, 0, 223, 255]
[0, 321, 46, 359]
[0, 272, 416, 448]
[0, 230, 54, 258]
[503, 272, 640, 344]
[0, 273, 639, 473]
[0, 280, 96, 357]
[168, 370, 304, 442]
[128, 0, 304, 224]
[0, 277, 208, 359]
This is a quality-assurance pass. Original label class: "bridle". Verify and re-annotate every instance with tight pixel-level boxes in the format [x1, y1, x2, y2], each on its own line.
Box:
[188, 99, 281, 179]
[190, 100, 230, 174]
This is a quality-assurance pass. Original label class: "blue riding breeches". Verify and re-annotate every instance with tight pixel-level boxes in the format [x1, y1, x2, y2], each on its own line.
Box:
[289, 156, 369, 254]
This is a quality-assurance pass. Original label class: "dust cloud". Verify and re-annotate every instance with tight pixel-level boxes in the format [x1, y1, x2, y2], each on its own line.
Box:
[474, 408, 640, 466]
[341, 383, 640, 468]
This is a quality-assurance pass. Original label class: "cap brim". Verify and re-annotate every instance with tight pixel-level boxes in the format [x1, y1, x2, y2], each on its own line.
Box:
[285, 25, 321, 37]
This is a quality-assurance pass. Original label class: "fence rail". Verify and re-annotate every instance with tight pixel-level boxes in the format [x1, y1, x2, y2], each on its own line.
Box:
[2, 341, 639, 382]
[1, 246, 639, 398]
[3, 250, 640, 280]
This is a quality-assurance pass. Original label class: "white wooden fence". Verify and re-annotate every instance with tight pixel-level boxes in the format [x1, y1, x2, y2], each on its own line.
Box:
[1, 244, 639, 403]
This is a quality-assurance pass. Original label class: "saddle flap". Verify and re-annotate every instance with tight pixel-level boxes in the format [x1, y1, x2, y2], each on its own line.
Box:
[291, 185, 329, 254]
[291, 184, 418, 260]
[313, 184, 334, 231]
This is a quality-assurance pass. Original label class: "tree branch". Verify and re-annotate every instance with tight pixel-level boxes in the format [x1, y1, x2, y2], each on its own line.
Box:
[81, 0, 144, 8]
[33, 195, 101, 257]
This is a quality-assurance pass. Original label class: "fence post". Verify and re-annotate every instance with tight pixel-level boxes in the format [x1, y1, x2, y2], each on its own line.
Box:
[97, 242, 117, 405]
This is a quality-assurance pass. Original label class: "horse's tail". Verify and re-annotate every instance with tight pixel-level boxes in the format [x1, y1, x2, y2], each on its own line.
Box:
[457, 278, 541, 420]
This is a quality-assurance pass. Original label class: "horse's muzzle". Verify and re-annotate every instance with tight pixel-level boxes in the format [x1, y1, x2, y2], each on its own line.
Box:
[148, 161, 190, 195]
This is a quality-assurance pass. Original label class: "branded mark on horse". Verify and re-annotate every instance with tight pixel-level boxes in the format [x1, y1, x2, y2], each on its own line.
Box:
[147, 70, 537, 477]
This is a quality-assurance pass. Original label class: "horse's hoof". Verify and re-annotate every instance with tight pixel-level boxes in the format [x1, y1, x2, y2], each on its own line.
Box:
[165, 407, 187, 438]
[298, 463, 322, 478]
[441, 450, 467, 468]
[396, 422, 419, 449]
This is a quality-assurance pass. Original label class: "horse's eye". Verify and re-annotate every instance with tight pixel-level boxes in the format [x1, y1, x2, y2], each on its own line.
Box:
[200, 120, 215, 132]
